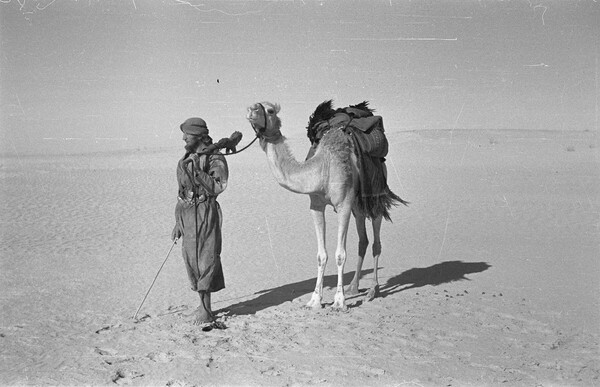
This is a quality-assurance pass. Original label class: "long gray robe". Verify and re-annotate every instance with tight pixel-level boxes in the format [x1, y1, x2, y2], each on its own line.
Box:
[175, 152, 228, 292]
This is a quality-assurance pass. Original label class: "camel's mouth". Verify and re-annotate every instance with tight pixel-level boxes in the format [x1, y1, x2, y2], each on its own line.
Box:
[246, 102, 281, 138]
[245, 108, 255, 121]
[246, 105, 265, 128]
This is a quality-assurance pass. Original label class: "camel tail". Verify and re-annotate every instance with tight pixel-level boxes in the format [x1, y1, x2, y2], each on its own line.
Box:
[357, 188, 409, 222]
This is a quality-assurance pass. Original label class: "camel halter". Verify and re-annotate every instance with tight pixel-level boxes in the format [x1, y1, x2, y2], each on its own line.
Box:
[249, 103, 268, 137]
[249, 103, 282, 143]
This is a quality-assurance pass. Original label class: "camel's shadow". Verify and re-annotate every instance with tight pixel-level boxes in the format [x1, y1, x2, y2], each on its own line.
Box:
[222, 260, 490, 316]
[378, 260, 491, 297]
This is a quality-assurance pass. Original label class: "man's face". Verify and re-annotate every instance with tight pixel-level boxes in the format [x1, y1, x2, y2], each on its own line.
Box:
[183, 133, 212, 152]
[183, 133, 202, 152]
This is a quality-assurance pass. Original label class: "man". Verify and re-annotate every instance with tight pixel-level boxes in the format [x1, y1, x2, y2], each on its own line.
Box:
[171, 117, 228, 328]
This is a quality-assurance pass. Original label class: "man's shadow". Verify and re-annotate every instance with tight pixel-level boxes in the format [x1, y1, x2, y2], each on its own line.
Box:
[222, 260, 490, 316]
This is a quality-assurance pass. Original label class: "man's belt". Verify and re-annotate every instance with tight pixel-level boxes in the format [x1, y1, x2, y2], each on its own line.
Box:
[178, 190, 211, 205]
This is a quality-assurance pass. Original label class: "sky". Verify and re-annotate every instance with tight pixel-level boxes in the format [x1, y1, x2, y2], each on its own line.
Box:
[1, 0, 598, 155]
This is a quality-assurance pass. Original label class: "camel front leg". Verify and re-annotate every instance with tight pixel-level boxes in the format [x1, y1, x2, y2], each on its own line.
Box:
[366, 215, 383, 301]
[307, 202, 327, 309]
[332, 203, 353, 310]
[348, 211, 367, 295]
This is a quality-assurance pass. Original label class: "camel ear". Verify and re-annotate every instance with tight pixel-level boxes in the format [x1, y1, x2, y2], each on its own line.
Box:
[261, 102, 281, 114]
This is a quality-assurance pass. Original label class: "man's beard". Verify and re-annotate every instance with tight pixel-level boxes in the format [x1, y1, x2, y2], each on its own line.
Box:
[184, 137, 203, 153]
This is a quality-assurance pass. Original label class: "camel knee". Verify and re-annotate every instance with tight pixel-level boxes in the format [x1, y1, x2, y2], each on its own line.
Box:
[335, 251, 347, 267]
[316, 252, 328, 267]
[372, 241, 381, 257]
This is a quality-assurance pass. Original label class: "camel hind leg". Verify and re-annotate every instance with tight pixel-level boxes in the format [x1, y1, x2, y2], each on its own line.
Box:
[348, 212, 383, 301]
[368, 161, 388, 300]
[347, 211, 368, 295]
[366, 215, 383, 301]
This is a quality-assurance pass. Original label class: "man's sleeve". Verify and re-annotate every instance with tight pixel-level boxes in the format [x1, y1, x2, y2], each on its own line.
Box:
[193, 154, 228, 196]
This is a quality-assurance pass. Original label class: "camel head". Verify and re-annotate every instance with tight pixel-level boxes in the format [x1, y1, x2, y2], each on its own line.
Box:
[246, 102, 282, 142]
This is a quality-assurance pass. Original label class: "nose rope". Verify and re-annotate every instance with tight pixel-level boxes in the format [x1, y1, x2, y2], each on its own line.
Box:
[249, 103, 282, 143]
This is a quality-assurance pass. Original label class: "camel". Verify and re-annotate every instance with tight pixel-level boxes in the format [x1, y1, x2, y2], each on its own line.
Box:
[246, 101, 407, 310]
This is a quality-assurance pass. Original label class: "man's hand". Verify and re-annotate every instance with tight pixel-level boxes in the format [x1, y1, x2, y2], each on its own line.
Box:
[224, 131, 243, 154]
[182, 153, 200, 166]
[171, 226, 182, 242]
[200, 131, 243, 155]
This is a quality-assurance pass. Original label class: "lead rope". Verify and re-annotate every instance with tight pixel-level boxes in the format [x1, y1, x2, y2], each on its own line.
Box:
[197, 103, 267, 157]
[197, 134, 260, 157]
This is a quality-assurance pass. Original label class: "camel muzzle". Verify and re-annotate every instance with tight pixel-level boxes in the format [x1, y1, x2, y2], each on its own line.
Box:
[247, 103, 268, 137]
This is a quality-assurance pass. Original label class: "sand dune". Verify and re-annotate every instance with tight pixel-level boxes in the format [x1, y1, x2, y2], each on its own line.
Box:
[1, 129, 598, 386]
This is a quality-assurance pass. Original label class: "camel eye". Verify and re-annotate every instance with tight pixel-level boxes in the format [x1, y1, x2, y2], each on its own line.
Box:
[266, 108, 274, 114]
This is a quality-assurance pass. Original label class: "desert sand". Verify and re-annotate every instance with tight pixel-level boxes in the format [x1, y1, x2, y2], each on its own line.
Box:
[1, 129, 598, 386]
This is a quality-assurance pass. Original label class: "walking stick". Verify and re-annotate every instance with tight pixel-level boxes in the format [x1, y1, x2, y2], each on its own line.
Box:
[133, 238, 179, 320]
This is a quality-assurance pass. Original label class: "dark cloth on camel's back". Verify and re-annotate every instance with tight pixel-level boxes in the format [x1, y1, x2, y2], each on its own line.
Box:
[175, 153, 228, 292]
[306, 100, 407, 220]
[325, 112, 389, 158]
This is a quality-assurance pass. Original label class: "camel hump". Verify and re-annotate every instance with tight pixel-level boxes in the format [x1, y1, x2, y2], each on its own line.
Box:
[307, 100, 386, 154]
[338, 103, 374, 119]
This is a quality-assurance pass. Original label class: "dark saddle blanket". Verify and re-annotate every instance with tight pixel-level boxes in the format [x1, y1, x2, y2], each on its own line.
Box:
[310, 105, 388, 159]
[307, 101, 405, 220]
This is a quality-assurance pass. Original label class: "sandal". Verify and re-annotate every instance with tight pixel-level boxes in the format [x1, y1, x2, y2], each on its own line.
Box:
[201, 320, 227, 332]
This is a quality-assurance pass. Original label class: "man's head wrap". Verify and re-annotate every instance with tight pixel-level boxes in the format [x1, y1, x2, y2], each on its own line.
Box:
[180, 117, 209, 136]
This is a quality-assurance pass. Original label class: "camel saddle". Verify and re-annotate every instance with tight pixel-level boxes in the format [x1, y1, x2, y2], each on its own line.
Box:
[306, 100, 405, 220]
[307, 102, 388, 159]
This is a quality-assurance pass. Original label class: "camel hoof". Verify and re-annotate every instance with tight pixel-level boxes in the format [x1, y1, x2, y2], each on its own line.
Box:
[331, 304, 348, 311]
[365, 286, 380, 302]
[346, 283, 360, 296]
[304, 301, 323, 310]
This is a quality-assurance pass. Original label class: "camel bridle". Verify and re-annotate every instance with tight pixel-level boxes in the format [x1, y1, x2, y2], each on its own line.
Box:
[249, 103, 268, 138]
[249, 102, 283, 144]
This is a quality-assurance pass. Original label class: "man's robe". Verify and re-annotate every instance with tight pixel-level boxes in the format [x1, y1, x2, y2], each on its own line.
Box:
[175, 153, 228, 292]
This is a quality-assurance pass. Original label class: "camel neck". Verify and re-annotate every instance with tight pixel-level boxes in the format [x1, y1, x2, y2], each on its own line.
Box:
[261, 130, 283, 143]
[262, 137, 324, 194]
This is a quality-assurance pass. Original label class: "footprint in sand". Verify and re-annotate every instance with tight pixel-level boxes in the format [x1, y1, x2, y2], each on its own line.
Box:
[94, 322, 125, 334]
[166, 380, 190, 387]
[359, 365, 386, 376]
[111, 368, 144, 385]
[95, 347, 135, 366]
[146, 351, 175, 363]
[260, 366, 282, 376]
[94, 347, 118, 356]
